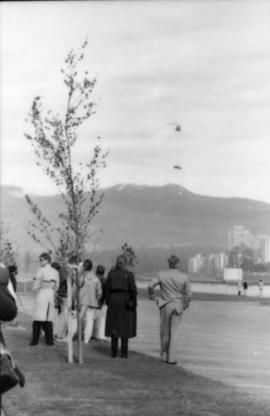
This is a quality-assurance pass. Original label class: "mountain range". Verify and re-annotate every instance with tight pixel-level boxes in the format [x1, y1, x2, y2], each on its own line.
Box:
[1, 184, 270, 254]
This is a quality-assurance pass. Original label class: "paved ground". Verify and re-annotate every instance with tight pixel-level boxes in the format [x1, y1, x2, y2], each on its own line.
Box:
[18, 294, 270, 401]
[130, 298, 270, 401]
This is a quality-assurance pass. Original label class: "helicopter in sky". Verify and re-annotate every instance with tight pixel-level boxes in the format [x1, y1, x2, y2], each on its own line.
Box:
[173, 164, 182, 170]
[168, 122, 181, 132]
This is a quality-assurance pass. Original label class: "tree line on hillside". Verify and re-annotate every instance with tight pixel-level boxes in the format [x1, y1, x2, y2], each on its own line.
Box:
[228, 245, 270, 273]
[13, 245, 227, 278]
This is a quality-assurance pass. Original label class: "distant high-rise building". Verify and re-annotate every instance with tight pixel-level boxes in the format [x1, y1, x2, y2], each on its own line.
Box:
[188, 254, 204, 274]
[188, 252, 228, 276]
[205, 256, 216, 276]
[228, 225, 253, 250]
[215, 252, 228, 271]
[259, 236, 270, 263]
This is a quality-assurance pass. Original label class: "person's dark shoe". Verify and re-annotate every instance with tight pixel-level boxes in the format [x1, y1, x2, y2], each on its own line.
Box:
[46, 342, 54, 346]
[167, 361, 177, 365]
[29, 341, 38, 346]
[111, 352, 117, 358]
[121, 353, 128, 358]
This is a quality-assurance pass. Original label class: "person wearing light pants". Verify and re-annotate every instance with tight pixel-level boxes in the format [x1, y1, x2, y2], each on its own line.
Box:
[148, 255, 192, 365]
[80, 259, 102, 344]
[83, 307, 98, 342]
[92, 265, 107, 341]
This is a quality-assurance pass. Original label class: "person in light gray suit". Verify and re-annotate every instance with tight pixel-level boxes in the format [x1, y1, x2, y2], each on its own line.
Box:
[148, 255, 192, 365]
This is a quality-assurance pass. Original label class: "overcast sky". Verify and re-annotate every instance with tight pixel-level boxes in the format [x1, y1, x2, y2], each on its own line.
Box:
[1, 1, 270, 202]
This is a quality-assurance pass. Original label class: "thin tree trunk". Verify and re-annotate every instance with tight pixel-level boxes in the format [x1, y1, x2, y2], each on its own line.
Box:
[67, 274, 73, 363]
[64, 80, 84, 364]
[75, 268, 83, 364]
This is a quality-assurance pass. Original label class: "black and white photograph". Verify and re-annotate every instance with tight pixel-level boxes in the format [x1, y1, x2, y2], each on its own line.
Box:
[1, 1, 270, 415]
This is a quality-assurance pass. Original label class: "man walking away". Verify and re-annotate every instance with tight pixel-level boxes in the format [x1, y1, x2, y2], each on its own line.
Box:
[148, 255, 192, 365]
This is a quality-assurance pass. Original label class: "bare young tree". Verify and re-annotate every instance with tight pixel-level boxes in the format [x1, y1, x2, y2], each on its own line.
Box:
[121, 243, 138, 271]
[24, 40, 109, 363]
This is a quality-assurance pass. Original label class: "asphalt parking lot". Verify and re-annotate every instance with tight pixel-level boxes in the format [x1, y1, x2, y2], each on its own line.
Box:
[131, 298, 270, 401]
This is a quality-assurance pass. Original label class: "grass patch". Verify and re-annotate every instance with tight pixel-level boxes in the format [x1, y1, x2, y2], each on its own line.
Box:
[2, 313, 270, 416]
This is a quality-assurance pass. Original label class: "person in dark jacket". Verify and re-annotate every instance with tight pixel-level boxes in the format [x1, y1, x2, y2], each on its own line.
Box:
[242, 280, 248, 296]
[104, 255, 137, 358]
[0, 262, 25, 400]
[52, 262, 68, 340]
[0, 263, 17, 345]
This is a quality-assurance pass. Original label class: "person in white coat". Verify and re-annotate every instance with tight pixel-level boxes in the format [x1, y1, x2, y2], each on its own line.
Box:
[30, 253, 59, 346]
[148, 255, 192, 365]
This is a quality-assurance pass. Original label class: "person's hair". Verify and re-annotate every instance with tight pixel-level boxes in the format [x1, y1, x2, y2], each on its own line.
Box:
[39, 252, 51, 263]
[51, 262, 61, 271]
[116, 255, 127, 266]
[68, 255, 81, 264]
[96, 265, 105, 276]
[8, 265, 17, 274]
[168, 254, 180, 267]
[83, 259, 93, 272]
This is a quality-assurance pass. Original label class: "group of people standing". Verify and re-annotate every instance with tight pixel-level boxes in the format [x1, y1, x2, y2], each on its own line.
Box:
[1, 252, 191, 404]
[29, 253, 105, 347]
[0, 249, 191, 366]
[237, 279, 264, 298]
[30, 252, 138, 359]
[237, 280, 249, 296]
[29, 251, 191, 363]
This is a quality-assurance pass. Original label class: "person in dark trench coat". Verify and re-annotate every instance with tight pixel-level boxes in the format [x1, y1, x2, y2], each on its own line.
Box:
[0, 262, 17, 345]
[104, 255, 137, 358]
